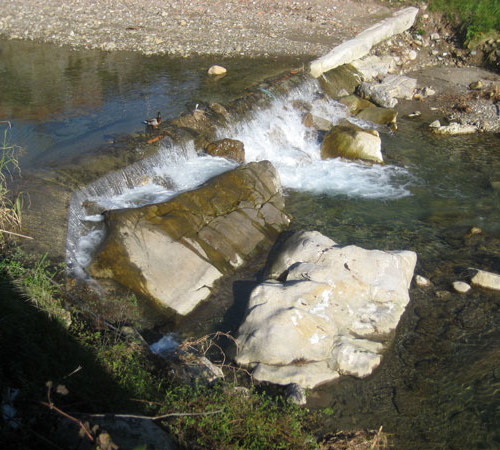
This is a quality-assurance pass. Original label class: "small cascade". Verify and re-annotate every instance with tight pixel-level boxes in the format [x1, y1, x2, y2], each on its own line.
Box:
[66, 78, 414, 278]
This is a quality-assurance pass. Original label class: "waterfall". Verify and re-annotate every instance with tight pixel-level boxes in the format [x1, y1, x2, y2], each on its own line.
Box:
[66, 78, 413, 278]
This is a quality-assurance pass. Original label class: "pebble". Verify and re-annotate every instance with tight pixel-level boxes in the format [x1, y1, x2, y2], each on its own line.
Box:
[208, 65, 227, 76]
[408, 50, 418, 60]
[452, 281, 471, 294]
[415, 274, 430, 287]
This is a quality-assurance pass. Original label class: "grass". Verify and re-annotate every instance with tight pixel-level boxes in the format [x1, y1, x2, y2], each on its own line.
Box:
[0, 249, 328, 448]
[0, 121, 23, 246]
[428, 0, 500, 44]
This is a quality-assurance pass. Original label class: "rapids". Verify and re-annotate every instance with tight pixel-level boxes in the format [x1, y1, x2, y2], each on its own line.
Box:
[67, 79, 414, 277]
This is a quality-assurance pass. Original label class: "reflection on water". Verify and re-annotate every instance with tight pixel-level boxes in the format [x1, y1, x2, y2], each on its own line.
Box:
[0, 39, 302, 168]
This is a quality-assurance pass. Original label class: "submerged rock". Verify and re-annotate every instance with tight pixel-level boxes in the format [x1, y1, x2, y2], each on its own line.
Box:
[356, 106, 398, 126]
[431, 122, 478, 135]
[470, 269, 500, 291]
[89, 161, 290, 315]
[235, 231, 417, 389]
[321, 122, 383, 163]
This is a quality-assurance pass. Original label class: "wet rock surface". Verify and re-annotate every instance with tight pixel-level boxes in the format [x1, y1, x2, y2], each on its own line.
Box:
[89, 161, 290, 315]
[321, 122, 383, 163]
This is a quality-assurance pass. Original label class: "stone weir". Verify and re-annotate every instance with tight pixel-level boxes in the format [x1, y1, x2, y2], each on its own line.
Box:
[18, 68, 307, 260]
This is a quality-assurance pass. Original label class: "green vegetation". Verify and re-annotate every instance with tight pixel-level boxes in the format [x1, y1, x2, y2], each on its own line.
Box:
[428, 0, 500, 44]
[0, 249, 324, 448]
[0, 121, 22, 246]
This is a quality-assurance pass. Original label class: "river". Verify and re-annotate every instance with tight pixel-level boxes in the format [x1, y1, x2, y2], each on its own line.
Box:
[1, 38, 499, 448]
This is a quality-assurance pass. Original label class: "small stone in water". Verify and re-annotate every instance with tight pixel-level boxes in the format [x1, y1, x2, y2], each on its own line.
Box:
[415, 274, 430, 287]
[208, 65, 227, 76]
[453, 281, 471, 294]
[429, 120, 441, 128]
[408, 111, 421, 118]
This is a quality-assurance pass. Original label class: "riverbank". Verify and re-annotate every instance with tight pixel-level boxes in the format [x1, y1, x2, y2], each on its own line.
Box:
[0, 0, 395, 57]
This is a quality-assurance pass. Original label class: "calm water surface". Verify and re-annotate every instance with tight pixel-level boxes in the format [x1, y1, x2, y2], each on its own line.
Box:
[1, 39, 499, 449]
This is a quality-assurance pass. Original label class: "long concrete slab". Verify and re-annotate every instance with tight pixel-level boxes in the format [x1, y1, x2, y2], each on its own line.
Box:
[310, 7, 419, 78]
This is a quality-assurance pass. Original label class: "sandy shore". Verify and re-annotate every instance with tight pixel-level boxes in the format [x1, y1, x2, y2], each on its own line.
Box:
[0, 0, 394, 57]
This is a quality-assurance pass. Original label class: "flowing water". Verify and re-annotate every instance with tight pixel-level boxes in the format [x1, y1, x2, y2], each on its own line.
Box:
[2, 39, 499, 448]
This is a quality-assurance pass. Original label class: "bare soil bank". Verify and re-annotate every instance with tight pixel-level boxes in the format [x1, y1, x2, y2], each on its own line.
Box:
[0, 0, 393, 57]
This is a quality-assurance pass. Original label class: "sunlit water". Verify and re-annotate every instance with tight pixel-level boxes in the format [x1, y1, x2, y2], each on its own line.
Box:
[2, 39, 499, 449]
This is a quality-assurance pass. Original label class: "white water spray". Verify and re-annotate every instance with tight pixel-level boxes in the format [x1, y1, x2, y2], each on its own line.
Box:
[66, 78, 413, 277]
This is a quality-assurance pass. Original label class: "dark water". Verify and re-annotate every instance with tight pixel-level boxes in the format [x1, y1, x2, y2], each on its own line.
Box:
[1, 39, 499, 449]
[287, 119, 500, 449]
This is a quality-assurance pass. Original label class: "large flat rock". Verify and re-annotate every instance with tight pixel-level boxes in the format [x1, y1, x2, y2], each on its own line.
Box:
[89, 161, 290, 315]
[236, 231, 417, 389]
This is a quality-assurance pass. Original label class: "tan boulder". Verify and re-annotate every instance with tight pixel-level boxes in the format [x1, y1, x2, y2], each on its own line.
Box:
[205, 138, 245, 163]
[319, 64, 362, 100]
[208, 65, 227, 76]
[356, 106, 398, 126]
[320, 123, 383, 163]
[89, 161, 290, 315]
[338, 94, 375, 115]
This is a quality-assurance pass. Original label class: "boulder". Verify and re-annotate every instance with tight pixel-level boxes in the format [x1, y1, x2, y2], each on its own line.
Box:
[320, 123, 383, 163]
[235, 231, 417, 389]
[310, 7, 419, 77]
[338, 95, 375, 115]
[302, 113, 333, 132]
[205, 138, 245, 163]
[319, 64, 362, 100]
[470, 269, 500, 291]
[350, 55, 398, 82]
[358, 75, 417, 108]
[356, 106, 398, 126]
[431, 122, 478, 135]
[89, 161, 290, 315]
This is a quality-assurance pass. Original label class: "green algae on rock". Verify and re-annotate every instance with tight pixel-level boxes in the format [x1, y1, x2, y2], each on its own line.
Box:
[89, 161, 290, 316]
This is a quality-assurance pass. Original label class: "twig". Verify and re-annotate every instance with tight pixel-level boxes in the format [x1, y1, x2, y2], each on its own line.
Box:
[86, 409, 224, 421]
[41, 401, 94, 443]
[42, 382, 94, 443]
[0, 229, 33, 239]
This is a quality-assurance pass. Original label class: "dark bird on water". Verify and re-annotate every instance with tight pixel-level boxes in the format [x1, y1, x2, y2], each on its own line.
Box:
[144, 112, 161, 128]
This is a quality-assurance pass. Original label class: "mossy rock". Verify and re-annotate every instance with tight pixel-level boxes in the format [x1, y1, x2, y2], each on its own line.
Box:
[319, 64, 362, 100]
[338, 94, 376, 115]
[320, 123, 383, 163]
[356, 106, 398, 125]
[89, 161, 290, 315]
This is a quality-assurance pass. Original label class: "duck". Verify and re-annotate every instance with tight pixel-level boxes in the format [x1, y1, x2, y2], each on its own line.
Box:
[144, 112, 161, 128]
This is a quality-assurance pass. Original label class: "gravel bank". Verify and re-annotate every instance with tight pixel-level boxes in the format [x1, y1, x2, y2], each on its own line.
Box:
[0, 0, 393, 57]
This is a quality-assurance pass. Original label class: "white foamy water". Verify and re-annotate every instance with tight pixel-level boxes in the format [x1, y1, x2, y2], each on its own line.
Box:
[223, 81, 412, 198]
[66, 79, 414, 277]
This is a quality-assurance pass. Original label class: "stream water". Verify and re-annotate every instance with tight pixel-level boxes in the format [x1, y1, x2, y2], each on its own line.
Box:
[2, 39, 499, 448]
